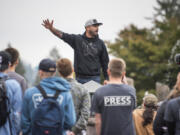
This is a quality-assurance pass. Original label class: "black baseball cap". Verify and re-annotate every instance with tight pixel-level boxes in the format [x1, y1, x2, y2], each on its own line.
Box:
[0, 51, 11, 71]
[39, 58, 56, 72]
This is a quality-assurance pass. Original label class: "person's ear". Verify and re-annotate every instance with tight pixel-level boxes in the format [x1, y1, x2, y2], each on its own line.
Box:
[15, 59, 19, 65]
[8, 63, 11, 69]
[86, 26, 90, 31]
[38, 70, 41, 75]
[107, 69, 111, 77]
[122, 72, 126, 78]
[39, 70, 43, 79]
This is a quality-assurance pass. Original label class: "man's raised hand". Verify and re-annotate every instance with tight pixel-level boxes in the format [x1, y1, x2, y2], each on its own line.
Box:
[42, 19, 63, 38]
[42, 19, 54, 30]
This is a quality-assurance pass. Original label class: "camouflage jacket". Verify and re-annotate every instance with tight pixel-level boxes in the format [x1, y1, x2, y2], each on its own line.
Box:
[66, 78, 90, 134]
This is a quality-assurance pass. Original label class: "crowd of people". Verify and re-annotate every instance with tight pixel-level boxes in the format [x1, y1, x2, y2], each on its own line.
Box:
[0, 47, 180, 135]
[1, 18, 180, 135]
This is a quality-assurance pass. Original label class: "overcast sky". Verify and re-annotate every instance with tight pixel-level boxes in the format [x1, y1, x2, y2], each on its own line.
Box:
[0, 0, 157, 67]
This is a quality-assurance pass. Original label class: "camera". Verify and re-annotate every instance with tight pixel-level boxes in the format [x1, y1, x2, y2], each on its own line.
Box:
[175, 54, 180, 65]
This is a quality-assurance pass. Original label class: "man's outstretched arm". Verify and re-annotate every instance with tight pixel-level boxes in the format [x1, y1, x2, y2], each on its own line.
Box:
[42, 19, 77, 49]
[42, 19, 63, 38]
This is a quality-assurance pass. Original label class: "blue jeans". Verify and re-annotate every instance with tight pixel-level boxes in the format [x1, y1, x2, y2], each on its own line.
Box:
[76, 76, 101, 84]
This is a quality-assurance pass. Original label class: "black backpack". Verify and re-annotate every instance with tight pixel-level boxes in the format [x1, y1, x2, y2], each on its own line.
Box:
[0, 76, 12, 135]
[0, 77, 9, 126]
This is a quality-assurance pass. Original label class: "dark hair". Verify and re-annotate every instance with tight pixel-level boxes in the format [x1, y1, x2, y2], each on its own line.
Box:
[0, 64, 9, 72]
[5, 47, 19, 67]
[0, 51, 11, 72]
[57, 58, 73, 78]
[142, 103, 157, 127]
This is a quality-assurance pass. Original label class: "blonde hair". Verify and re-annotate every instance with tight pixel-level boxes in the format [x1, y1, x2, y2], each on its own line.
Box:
[108, 58, 126, 78]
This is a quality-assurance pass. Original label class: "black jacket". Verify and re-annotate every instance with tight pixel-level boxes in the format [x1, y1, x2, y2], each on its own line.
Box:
[61, 32, 109, 79]
[153, 100, 169, 135]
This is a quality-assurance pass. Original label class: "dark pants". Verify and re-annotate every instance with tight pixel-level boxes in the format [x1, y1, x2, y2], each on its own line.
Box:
[76, 76, 101, 84]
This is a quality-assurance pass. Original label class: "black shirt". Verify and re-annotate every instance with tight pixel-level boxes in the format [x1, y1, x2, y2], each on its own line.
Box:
[153, 100, 169, 135]
[91, 84, 136, 135]
[164, 97, 180, 135]
[61, 32, 109, 79]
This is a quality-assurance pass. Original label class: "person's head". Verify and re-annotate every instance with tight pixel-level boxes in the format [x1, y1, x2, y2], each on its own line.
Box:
[38, 58, 56, 79]
[143, 94, 158, 108]
[85, 19, 103, 37]
[0, 51, 11, 73]
[107, 58, 126, 80]
[142, 94, 158, 127]
[5, 47, 19, 67]
[56, 58, 73, 78]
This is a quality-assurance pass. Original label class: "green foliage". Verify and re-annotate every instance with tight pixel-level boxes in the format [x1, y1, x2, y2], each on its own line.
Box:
[107, 0, 180, 102]
[108, 25, 161, 90]
[154, 0, 180, 20]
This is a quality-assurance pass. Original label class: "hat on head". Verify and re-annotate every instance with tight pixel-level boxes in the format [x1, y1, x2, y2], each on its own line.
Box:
[143, 94, 158, 106]
[39, 58, 56, 72]
[85, 19, 103, 27]
[0, 51, 11, 71]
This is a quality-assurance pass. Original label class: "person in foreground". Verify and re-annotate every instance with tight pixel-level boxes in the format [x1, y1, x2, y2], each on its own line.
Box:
[21, 58, 76, 135]
[91, 58, 136, 135]
[5, 47, 28, 95]
[57, 58, 90, 135]
[0, 51, 22, 135]
[164, 73, 180, 135]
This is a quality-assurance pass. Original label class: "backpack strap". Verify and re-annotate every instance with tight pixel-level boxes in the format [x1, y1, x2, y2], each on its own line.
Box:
[36, 85, 48, 99]
[54, 91, 61, 100]
[36, 84, 61, 99]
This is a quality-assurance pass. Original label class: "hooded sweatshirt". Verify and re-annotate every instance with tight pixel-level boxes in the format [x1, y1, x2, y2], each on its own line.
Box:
[61, 32, 109, 79]
[133, 109, 156, 135]
[21, 77, 76, 135]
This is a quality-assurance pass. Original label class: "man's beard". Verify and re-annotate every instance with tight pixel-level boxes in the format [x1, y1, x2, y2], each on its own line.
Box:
[89, 30, 98, 38]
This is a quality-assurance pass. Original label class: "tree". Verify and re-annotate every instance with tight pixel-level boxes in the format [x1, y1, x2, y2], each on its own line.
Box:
[108, 24, 160, 91]
[154, 0, 180, 20]
[49, 47, 61, 61]
[107, 0, 180, 105]
[153, 0, 180, 87]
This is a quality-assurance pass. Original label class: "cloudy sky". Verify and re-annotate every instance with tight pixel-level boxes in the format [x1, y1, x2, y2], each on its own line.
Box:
[0, 0, 157, 67]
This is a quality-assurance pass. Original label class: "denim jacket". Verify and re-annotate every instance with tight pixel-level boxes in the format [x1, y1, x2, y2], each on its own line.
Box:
[0, 73, 22, 135]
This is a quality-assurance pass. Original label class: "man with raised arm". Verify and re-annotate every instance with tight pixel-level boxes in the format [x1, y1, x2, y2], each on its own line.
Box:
[42, 19, 109, 84]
